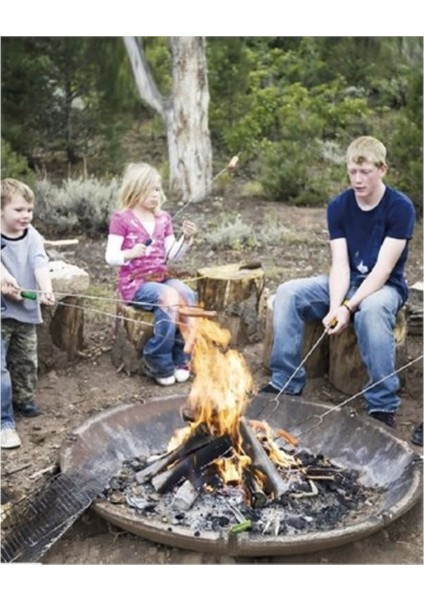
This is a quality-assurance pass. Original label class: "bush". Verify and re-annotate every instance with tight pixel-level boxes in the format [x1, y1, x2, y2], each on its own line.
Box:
[33, 177, 120, 238]
[205, 214, 258, 250]
[1, 138, 37, 188]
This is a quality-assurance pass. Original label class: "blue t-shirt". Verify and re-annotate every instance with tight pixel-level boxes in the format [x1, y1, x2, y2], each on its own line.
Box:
[327, 185, 415, 303]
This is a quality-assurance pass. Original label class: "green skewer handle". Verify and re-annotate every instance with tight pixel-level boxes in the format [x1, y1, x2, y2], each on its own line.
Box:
[230, 520, 252, 534]
[21, 291, 38, 300]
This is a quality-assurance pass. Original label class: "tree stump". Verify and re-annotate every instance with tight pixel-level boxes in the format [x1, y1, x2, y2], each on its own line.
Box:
[196, 263, 266, 345]
[328, 307, 408, 395]
[37, 260, 90, 372]
[110, 303, 155, 374]
[262, 294, 329, 377]
[405, 281, 423, 336]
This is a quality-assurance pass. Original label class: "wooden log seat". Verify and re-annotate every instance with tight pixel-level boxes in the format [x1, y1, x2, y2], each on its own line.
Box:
[38, 260, 90, 371]
[328, 307, 408, 395]
[405, 281, 423, 337]
[196, 262, 266, 346]
[110, 303, 155, 375]
[262, 293, 329, 378]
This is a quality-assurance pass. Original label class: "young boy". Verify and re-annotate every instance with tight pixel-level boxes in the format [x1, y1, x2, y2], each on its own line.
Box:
[262, 136, 416, 428]
[1, 178, 55, 449]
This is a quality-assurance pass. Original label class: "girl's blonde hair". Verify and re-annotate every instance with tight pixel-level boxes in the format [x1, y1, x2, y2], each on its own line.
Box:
[1, 178, 35, 209]
[118, 162, 165, 213]
[346, 136, 387, 168]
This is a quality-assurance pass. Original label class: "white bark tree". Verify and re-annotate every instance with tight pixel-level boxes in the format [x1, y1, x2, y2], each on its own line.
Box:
[124, 36, 212, 203]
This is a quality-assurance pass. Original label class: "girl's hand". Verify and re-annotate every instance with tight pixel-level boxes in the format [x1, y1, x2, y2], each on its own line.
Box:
[182, 220, 196, 242]
[127, 243, 147, 260]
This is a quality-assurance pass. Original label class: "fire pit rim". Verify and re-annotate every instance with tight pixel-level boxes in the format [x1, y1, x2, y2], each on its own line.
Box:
[60, 394, 423, 557]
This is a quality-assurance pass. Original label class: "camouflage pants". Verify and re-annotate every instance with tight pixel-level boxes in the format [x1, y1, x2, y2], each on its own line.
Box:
[1, 318, 38, 409]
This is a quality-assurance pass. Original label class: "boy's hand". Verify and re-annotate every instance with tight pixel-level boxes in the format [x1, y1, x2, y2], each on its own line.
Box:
[322, 306, 350, 335]
[1, 273, 21, 301]
[40, 291, 55, 306]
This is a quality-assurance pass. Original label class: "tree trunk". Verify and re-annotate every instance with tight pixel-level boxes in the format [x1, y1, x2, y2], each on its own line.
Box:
[124, 36, 212, 203]
[167, 37, 212, 203]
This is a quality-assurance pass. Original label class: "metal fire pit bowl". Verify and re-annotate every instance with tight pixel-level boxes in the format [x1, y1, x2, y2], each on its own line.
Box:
[60, 394, 423, 557]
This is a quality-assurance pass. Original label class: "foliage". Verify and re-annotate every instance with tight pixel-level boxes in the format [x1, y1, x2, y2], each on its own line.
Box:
[33, 177, 120, 238]
[1, 37, 139, 178]
[204, 214, 258, 250]
[2, 36, 422, 217]
[1, 138, 37, 188]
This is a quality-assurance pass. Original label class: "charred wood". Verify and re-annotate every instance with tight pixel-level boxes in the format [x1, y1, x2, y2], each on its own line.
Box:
[136, 424, 211, 484]
[243, 468, 268, 508]
[239, 417, 289, 499]
[171, 480, 199, 511]
[151, 435, 232, 493]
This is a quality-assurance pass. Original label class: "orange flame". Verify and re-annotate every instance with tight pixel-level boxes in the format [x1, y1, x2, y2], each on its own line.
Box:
[170, 314, 297, 490]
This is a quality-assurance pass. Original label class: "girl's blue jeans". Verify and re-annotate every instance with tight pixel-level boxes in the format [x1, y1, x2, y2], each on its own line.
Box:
[132, 279, 197, 378]
[270, 274, 404, 414]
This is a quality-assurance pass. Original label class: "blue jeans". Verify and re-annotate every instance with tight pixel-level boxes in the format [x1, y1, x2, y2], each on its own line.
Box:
[132, 279, 197, 378]
[270, 274, 404, 413]
[1, 332, 14, 430]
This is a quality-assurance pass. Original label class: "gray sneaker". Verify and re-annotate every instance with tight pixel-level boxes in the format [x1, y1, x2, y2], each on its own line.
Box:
[1, 428, 21, 449]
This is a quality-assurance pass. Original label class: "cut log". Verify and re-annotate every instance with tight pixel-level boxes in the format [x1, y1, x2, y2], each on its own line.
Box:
[328, 307, 408, 396]
[49, 297, 85, 360]
[405, 281, 423, 336]
[151, 434, 232, 493]
[239, 417, 289, 498]
[196, 263, 266, 345]
[263, 294, 329, 378]
[44, 239, 79, 248]
[110, 303, 155, 374]
[38, 260, 90, 370]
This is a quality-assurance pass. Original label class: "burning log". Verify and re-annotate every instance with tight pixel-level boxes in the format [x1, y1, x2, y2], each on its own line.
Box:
[151, 434, 233, 493]
[239, 417, 289, 499]
[135, 424, 212, 484]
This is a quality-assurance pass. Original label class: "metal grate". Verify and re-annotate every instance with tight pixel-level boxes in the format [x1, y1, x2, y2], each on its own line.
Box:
[1, 470, 107, 563]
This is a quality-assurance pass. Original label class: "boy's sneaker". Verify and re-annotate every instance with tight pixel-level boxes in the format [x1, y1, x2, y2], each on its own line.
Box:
[259, 383, 302, 396]
[14, 401, 42, 417]
[259, 383, 281, 394]
[369, 411, 396, 428]
[155, 375, 176, 386]
[1, 428, 21, 449]
[411, 422, 423, 447]
[175, 365, 191, 383]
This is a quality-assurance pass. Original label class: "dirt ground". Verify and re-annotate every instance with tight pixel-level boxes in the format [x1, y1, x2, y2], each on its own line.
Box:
[1, 198, 423, 577]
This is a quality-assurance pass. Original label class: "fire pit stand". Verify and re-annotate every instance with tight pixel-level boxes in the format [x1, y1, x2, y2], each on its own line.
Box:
[60, 394, 422, 557]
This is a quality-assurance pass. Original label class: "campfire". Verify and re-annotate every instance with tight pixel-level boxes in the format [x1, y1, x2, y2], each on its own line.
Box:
[102, 317, 384, 536]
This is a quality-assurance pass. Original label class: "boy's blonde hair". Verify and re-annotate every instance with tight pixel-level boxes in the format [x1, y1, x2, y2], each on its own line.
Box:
[118, 162, 165, 213]
[346, 136, 387, 168]
[1, 178, 35, 209]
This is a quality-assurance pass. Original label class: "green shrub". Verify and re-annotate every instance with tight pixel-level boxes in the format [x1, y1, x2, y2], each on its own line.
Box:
[1, 138, 37, 188]
[33, 177, 120, 238]
[205, 214, 258, 250]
